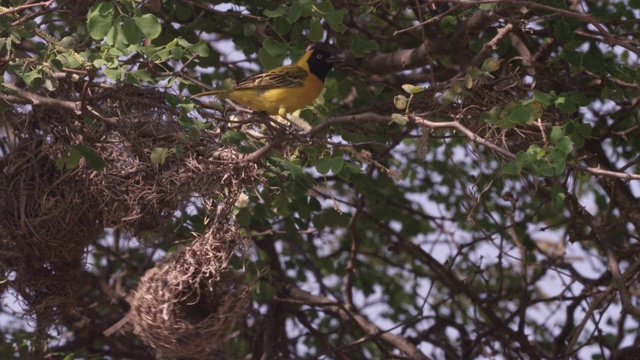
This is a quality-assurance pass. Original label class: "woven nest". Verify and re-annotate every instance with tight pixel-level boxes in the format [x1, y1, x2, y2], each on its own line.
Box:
[0, 139, 103, 323]
[1, 85, 258, 329]
[129, 224, 251, 358]
[72, 86, 257, 232]
[409, 71, 565, 155]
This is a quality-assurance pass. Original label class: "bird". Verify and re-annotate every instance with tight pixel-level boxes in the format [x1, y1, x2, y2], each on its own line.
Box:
[191, 44, 342, 116]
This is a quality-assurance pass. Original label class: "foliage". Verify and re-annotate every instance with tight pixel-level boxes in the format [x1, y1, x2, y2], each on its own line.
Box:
[1, 0, 640, 359]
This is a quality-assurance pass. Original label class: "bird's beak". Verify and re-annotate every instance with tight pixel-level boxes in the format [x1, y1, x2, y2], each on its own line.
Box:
[327, 54, 343, 65]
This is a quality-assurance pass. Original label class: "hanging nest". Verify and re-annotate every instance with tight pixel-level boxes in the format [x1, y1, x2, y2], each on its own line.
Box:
[68, 86, 256, 233]
[0, 138, 103, 324]
[0, 84, 258, 332]
[128, 223, 252, 358]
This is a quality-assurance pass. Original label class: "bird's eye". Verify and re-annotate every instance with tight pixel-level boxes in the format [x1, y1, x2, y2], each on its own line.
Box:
[317, 54, 323, 59]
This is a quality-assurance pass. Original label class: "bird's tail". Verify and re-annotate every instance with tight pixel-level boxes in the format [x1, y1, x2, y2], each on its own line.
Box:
[190, 89, 225, 99]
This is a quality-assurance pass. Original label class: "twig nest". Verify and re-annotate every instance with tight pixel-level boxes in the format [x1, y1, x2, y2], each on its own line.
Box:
[129, 227, 251, 358]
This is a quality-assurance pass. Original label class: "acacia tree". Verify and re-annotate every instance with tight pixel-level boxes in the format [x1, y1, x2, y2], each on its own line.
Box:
[1, 0, 639, 359]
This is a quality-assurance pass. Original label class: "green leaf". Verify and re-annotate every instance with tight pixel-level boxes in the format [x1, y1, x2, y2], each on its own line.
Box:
[59, 36, 78, 49]
[575, 123, 592, 139]
[391, 113, 407, 125]
[323, 8, 347, 33]
[479, 3, 496, 10]
[549, 126, 565, 143]
[60, 53, 82, 69]
[344, 162, 363, 174]
[20, 71, 42, 88]
[174, 144, 183, 159]
[401, 84, 425, 94]
[515, 151, 535, 168]
[273, 17, 293, 36]
[105, 21, 120, 46]
[480, 58, 501, 72]
[465, 66, 483, 79]
[177, 100, 195, 112]
[555, 93, 577, 113]
[582, 46, 605, 74]
[131, 69, 153, 82]
[74, 144, 106, 170]
[134, 14, 161, 39]
[23, 20, 37, 31]
[553, 20, 574, 42]
[57, 146, 82, 169]
[394, 95, 408, 110]
[527, 144, 545, 159]
[555, 136, 573, 154]
[175, 1, 194, 20]
[314, 1, 335, 13]
[243, 23, 257, 37]
[316, 157, 331, 175]
[551, 185, 566, 212]
[188, 41, 210, 57]
[530, 161, 552, 177]
[330, 157, 344, 174]
[440, 15, 457, 34]
[313, 210, 349, 230]
[440, 88, 458, 105]
[288, 3, 303, 23]
[507, 104, 532, 125]
[502, 161, 520, 176]
[264, 6, 288, 18]
[122, 16, 142, 45]
[57, 144, 105, 170]
[87, 2, 115, 40]
[258, 47, 285, 70]
[262, 37, 288, 58]
[548, 149, 567, 175]
[560, 48, 581, 68]
[450, 80, 464, 94]
[221, 130, 246, 145]
[349, 33, 378, 57]
[308, 18, 324, 42]
[151, 147, 169, 165]
[103, 67, 123, 80]
[44, 76, 58, 91]
[283, 159, 305, 179]
[602, 81, 624, 102]
[528, 90, 554, 107]
[567, 90, 590, 106]
[171, 46, 183, 59]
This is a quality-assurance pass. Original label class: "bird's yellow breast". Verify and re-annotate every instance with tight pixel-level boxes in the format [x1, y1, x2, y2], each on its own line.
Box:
[228, 72, 324, 115]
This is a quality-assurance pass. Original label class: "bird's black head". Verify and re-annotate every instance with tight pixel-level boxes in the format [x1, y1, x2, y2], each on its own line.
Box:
[306, 47, 342, 82]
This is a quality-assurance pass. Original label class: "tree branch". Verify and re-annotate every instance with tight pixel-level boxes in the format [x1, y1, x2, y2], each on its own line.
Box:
[276, 282, 430, 360]
[0, 0, 54, 16]
[0, 83, 82, 115]
[411, 115, 640, 181]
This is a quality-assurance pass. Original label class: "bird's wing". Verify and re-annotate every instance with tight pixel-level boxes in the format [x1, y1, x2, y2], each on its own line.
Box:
[234, 64, 308, 91]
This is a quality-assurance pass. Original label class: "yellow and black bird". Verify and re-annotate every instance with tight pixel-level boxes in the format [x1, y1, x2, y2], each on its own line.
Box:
[191, 44, 342, 116]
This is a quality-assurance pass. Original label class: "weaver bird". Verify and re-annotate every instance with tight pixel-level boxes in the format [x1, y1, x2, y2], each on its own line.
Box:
[191, 44, 342, 116]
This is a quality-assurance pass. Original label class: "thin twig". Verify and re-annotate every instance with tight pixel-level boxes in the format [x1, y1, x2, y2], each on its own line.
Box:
[0, 0, 53, 16]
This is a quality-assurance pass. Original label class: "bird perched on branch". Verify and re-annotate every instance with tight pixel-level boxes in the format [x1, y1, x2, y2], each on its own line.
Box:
[191, 44, 342, 116]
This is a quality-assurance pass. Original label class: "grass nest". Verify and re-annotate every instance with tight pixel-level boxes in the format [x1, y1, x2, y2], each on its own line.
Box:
[0, 136, 103, 324]
[407, 70, 565, 156]
[129, 223, 251, 358]
[1, 85, 258, 338]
